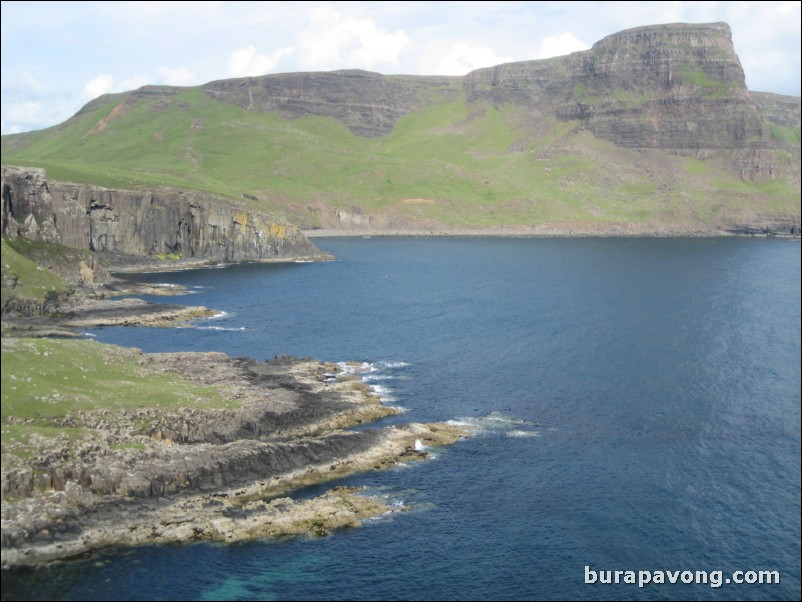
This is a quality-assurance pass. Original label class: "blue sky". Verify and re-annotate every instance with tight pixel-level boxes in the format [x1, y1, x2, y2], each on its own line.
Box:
[1, 1, 800, 135]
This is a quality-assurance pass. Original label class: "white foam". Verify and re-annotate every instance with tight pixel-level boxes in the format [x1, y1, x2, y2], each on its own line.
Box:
[196, 326, 246, 332]
[506, 430, 540, 438]
[484, 411, 529, 425]
[81, 332, 97, 338]
[376, 360, 410, 369]
[446, 419, 475, 427]
[337, 361, 374, 374]
[209, 311, 229, 319]
[368, 384, 395, 402]
[448, 413, 539, 437]
[362, 374, 396, 382]
[338, 360, 410, 373]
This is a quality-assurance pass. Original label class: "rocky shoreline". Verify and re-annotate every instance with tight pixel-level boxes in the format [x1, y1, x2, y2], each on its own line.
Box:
[1, 344, 472, 568]
[1, 276, 228, 336]
[303, 220, 801, 238]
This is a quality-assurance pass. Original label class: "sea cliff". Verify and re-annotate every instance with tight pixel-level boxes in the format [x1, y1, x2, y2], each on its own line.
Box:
[1, 166, 329, 268]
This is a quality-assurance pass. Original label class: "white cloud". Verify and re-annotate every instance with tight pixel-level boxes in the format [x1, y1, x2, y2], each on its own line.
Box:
[227, 45, 295, 77]
[429, 43, 515, 75]
[4, 101, 45, 125]
[2, 99, 74, 134]
[18, 71, 54, 95]
[535, 33, 589, 60]
[157, 66, 197, 86]
[83, 74, 115, 99]
[296, 4, 410, 70]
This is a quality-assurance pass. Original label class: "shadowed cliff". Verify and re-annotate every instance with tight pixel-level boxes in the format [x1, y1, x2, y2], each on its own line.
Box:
[1, 166, 327, 266]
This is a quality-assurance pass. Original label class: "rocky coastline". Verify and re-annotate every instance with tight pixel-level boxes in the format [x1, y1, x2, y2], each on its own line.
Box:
[1, 344, 473, 568]
[1, 277, 220, 337]
[302, 219, 802, 239]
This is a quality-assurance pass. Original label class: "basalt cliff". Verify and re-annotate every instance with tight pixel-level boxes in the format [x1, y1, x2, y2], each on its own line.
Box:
[1, 21, 800, 234]
[1, 166, 324, 267]
[0, 165, 329, 322]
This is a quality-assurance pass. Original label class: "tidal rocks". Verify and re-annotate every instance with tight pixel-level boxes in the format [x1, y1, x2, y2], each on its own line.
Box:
[0, 351, 473, 567]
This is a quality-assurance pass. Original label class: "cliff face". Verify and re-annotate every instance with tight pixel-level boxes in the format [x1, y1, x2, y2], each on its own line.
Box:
[1, 166, 325, 266]
[752, 91, 802, 130]
[465, 24, 768, 158]
[198, 23, 791, 155]
[195, 22, 796, 181]
[203, 70, 462, 137]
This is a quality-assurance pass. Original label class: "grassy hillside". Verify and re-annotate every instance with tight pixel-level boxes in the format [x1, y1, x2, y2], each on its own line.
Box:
[1, 337, 230, 458]
[2, 87, 799, 229]
[1, 238, 72, 308]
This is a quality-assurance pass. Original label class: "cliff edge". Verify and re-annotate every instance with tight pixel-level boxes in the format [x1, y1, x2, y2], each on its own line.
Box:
[1, 166, 329, 269]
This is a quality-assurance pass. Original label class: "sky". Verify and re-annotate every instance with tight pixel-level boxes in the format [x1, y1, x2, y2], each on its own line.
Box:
[1, 1, 800, 135]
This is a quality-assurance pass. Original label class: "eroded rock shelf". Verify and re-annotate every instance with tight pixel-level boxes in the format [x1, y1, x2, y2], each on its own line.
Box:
[0, 348, 472, 568]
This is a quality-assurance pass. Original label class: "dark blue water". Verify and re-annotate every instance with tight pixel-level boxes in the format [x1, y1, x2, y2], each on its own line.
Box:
[3, 238, 800, 601]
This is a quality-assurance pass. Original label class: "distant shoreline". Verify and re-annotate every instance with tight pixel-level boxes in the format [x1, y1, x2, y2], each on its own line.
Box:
[302, 225, 801, 238]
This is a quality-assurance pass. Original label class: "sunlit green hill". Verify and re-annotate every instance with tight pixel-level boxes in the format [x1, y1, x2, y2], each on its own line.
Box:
[3, 22, 799, 232]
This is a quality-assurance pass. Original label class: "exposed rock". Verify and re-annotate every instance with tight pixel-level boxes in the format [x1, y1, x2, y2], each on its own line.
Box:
[753, 91, 802, 131]
[203, 70, 462, 137]
[463, 22, 793, 183]
[1, 166, 331, 268]
[0, 351, 474, 567]
[69, 23, 799, 180]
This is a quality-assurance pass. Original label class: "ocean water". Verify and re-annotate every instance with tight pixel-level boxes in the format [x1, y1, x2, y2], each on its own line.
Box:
[2, 237, 800, 601]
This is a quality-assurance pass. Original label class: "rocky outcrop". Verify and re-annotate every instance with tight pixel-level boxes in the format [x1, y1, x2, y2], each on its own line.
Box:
[1, 166, 328, 268]
[723, 215, 801, 236]
[464, 23, 775, 171]
[0, 349, 473, 567]
[0, 486, 395, 567]
[753, 91, 802, 131]
[203, 70, 461, 137]
[752, 91, 801, 183]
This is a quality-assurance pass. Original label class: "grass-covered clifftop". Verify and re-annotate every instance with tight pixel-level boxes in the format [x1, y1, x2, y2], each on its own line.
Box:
[1, 238, 75, 316]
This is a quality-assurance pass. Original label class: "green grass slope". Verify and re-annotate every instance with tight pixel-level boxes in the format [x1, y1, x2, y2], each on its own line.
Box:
[1, 238, 72, 308]
[2, 87, 799, 230]
[1, 337, 230, 458]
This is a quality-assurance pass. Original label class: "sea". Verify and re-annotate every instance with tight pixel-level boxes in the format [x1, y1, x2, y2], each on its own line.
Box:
[2, 237, 800, 601]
